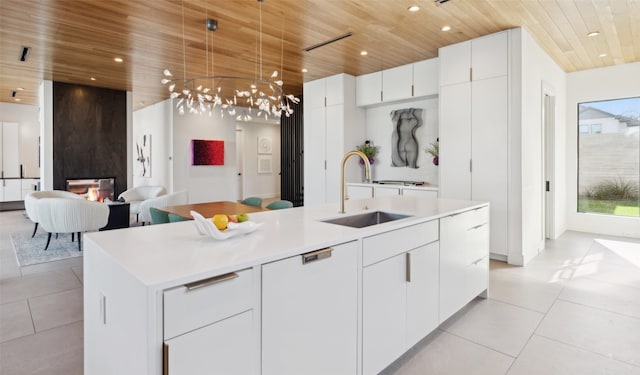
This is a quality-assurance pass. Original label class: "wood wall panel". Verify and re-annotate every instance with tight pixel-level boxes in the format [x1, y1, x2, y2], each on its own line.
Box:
[53, 82, 127, 197]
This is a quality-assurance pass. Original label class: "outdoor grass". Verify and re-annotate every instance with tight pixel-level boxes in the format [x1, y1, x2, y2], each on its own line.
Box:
[579, 198, 640, 217]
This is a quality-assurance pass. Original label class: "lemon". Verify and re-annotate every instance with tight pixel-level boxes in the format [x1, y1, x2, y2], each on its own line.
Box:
[212, 214, 229, 230]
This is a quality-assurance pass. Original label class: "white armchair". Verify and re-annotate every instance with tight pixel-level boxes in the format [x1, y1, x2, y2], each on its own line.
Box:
[138, 191, 188, 224]
[117, 186, 166, 219]
[24, 190, 83, 238]
[37, 197, 110, 251]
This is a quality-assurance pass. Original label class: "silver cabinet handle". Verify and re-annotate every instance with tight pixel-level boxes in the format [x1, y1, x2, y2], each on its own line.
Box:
[406, 252, 412, 282]
[467, 223, 486, 231]
[302, 247, 333, 265]
[472, 257, 484, 265]
[184, 272, 238, 291]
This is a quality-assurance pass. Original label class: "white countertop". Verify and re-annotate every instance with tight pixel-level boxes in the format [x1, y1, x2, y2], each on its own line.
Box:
[347, 182, 439, 190]
[85, 196, 485, 289]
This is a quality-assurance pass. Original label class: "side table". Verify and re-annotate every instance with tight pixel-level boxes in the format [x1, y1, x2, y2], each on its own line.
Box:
[100, 202, 130, 231]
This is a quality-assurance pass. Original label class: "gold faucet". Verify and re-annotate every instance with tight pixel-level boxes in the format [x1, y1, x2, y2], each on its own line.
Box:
[340, 150, 371, 214]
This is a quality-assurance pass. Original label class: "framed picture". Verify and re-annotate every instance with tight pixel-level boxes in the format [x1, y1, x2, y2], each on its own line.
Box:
[258, 155, 272, 174]
[258, 136, 272, 154]
[191, 139, 224, 166]
[135, 134, 151, 177]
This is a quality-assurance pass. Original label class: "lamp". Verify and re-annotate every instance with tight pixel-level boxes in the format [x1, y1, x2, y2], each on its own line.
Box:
[161, 0, 299, 121]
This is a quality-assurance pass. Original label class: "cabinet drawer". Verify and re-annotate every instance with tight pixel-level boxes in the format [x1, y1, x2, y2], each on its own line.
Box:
[363, 221, 438, 267]
[455, 205, 488, 228]
[467, 256, 489, 298]
[164, 268, 254, 339]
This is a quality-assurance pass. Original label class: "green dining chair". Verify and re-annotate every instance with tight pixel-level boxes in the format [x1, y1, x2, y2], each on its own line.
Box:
[265, 200, 293, 210]
[241, 197, 263, 207]
[168, 213, 190, 222]
[149, 207, 170, 224]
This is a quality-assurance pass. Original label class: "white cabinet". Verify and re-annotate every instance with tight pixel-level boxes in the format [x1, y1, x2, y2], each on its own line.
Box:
[382, 64, 413, 102]
[356, 72, 382, 107]
[362, 222, 439, 375]
[21, 178, 39, 199]
[262, 242, 358, 375]
[164, 311, 255, 375]
[439, 30, 510, 258]
[0, 179, 21, 201]
[439, 206, 489, 323]
[412, 58, 439, 97]
[373, 185, 401, 197]
[347, 184, 373, 200]
[402, 187, 438, 199]
[163, 268, 258, 375]
[1, 122, 20, 179]
[304, 74, 365, 206]
[356, 58, 439, 107]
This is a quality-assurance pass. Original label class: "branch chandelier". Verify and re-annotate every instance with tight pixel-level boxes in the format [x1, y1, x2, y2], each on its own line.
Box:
[161, 0, 299, 121]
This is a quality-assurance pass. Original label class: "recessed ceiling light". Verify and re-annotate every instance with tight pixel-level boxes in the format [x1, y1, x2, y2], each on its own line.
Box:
[14, 98, 21, 102]
[90, 77, 96, 81]
[441, 25, 451, 32]
[301, 68, 308, 73]
[408, 5, 420, 12]
[599, 53, 607, 58]
[587, 31, 600, 37]
[114, 57, 123, 63]
[16, 87, 24, 91]
[360, 51, 368, 56]
[139, 101, 145, 106]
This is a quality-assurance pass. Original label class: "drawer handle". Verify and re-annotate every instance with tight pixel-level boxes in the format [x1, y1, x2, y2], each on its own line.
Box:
[184, 272, 239, 291]
[467, 223, 486, 231]
[302, 247, 333, 265]
[472, 257, 484, 265]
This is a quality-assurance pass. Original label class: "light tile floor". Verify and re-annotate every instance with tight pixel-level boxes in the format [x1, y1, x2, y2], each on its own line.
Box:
[1, 209, 639, 374]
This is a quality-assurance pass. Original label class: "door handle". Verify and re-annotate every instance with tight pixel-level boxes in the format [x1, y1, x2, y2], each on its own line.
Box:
[302, 247, 333, 265]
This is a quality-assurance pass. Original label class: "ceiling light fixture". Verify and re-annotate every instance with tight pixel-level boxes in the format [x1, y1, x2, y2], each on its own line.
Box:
[16, 87, 24, 91]
[599, 53, 607, 58]
[301, 68, 308, 73]
[90, 77, 96, 81]
[162, 0, 299, 121]
[408, 5, 420, 12]
[114, 57, 123, 63]
[587, 31, 600, 37]
[14, 98, 21, 102]
[360, 51, 368, 56]
[441, 25, 451, 31]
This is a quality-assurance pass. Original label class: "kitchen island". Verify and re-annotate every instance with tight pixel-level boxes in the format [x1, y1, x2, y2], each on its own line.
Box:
[84, 195, 489, 375]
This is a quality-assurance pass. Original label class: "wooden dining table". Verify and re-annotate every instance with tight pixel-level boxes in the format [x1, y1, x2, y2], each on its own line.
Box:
[157, 201, 268, 220]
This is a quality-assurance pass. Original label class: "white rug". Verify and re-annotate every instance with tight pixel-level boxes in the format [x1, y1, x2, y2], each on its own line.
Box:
[11, 232, 82, 266]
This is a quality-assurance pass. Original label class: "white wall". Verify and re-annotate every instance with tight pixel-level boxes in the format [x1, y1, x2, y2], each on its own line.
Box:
[516, 28, 568, 264]
[236, 121, 281, 199]
[0, 102, 40, 178]
[566, 62, 640, 238]
[364, 97, 439, 185]
[172, 106, 238, 203]
[132, 100, 173, 190]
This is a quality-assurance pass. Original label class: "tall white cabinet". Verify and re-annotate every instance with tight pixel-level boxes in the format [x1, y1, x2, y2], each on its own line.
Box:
[439, 31, 510, 259]
[0, 122, 22, 202]
[303, 74, 365, 206]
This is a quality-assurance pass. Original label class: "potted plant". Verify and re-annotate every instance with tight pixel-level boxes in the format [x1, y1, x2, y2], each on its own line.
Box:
[425, 138, 439, 166]
[356, 140, 379, 165]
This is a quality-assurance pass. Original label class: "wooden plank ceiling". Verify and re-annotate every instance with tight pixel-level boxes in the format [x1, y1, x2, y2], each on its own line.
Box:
[1, 0, 638, 110]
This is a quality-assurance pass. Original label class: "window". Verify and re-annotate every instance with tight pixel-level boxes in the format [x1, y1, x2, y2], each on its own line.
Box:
[578, 97, 640, 217]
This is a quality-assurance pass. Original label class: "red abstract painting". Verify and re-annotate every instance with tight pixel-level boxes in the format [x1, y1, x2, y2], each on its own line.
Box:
[191, 139, 224, 165]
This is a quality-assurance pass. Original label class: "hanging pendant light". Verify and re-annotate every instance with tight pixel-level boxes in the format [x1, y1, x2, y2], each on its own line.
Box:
[161, 0, 299, 120]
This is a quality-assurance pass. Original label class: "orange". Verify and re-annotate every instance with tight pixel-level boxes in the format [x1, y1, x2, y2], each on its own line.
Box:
[212, 214, 229, 230]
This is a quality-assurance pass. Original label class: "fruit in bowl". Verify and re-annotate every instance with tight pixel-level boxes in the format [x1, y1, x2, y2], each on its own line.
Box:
[237, 213, 249, 222]
[227, 214, 238, 223]
[212, 214, 229, 230]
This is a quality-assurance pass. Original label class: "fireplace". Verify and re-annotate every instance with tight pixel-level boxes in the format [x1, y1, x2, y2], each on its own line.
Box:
[65, 177, 116, 202]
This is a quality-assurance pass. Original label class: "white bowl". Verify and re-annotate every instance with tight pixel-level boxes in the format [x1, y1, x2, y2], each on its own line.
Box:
[191, 211, 263, 240]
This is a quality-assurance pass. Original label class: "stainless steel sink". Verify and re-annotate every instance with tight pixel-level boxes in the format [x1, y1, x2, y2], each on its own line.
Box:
[321, 211, 412, 228]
